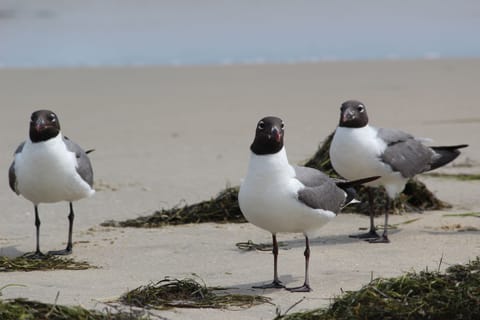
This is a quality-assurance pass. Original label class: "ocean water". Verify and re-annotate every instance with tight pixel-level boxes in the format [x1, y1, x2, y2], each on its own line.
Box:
[1, 0, 480, 68]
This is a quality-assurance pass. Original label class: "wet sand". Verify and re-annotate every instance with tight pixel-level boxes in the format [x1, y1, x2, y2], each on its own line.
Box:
[0, 58, 479, 319]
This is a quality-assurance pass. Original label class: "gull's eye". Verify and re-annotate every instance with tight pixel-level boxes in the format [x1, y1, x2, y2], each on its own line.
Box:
[258, 121, 265, 130]
[280, 122, 285, 129]
[357, 105, 364, 112]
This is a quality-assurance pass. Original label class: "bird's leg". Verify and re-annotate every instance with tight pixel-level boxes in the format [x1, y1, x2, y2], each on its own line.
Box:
[48, 202, 74, 255]
[253, 234, 285, 289]
[350, 187, 380, 239]
[287, 236, 312, 292]
[369, 197, 391, 243]
[26, 205, 45, 259]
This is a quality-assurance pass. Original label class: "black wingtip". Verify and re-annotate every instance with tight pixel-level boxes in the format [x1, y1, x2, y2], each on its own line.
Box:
[85, 149, 95, 154]
[336, 176, 381, 189]
[429, 144, 468, 171]
[432, 144, 469, 151]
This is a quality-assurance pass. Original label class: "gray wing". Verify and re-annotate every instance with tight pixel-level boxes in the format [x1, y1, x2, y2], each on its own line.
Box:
[63, 137, 94, 187]
[377, 128, 414, 145]
[297, 183, 346, 213]
[378, 128, 434, 178]
[8, 141, 25, 194]
[294, 166, 345, 213]
[293, 165, 331, 187]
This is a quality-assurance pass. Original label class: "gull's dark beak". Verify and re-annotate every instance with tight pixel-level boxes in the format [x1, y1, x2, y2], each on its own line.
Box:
[35, 118, 47, 131]
[272, 127, 282, 142]
[342, 109, 355, 123]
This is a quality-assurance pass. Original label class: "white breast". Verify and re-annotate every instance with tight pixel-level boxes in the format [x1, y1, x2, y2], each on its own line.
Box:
[238, 147, 335, 237]
[14, 135, 94, 204]
[330, 126, 407, 198]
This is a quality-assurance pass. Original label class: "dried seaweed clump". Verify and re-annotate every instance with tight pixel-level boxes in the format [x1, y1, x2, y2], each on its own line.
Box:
[0, 297, 145, 320]
[304, 132, 450, 214]
[120, 277, 271, 310]
[340, 178, 450, 215]
[276, 257, 480, 320]
[101, 187, 245, 228]
[0, 255, 95, 272]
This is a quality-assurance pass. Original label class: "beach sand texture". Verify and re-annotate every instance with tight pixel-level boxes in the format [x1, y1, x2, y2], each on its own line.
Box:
[0, 59, 479, 319]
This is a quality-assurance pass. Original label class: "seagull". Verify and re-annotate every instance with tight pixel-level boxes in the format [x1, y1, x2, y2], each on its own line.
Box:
[330, 100, 468, 243]
[238, 116, 379, 292]
[9, 110, 95, 257]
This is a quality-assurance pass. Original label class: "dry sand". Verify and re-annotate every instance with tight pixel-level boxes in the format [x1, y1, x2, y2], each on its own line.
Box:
[0, 58, 479, 319]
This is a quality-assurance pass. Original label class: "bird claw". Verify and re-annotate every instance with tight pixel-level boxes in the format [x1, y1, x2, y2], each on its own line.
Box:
[349, 230, 380, 240]
[368, 235, 390, 244]
[253, 280, 285, 289]
[23, 251, 46, 259]
[48, 248, 72, 256]
[286, 283, 311, 292]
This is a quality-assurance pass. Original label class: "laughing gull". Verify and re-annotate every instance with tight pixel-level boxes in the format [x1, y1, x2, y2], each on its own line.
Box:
[238, 116, 379, 292]
[330, 100, 468, 243]
[9, 110, 95, 257]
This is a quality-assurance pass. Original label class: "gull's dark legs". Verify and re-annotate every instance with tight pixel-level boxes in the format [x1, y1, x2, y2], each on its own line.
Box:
[253, 234, 285, 289]
[369, 197, 391, 243]
[287, 236, 312, 292]
[48, 202, 74, 255]
[66, 202, 74, 252]
[349, 187, 380, 239]
[27, 205, 45, 258]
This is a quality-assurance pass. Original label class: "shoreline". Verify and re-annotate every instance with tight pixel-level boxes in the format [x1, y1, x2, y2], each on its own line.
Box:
[1, 56, 479, 70]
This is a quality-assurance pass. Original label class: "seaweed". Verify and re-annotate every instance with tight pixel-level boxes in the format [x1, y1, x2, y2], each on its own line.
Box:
[101, 187, 245, 228]
[443, 212, 480, 218]
[102, 132, 454, 229]
[0, 285, 147, 320]
[424, 172, 480, 181]
[0, 254, 96, 272]
[0, 299, 147, 320]
[275, 257, 480, 320]
[119, 277, 271, 310]
[303, 133, 337, 177]
[236, 240, 289, 252]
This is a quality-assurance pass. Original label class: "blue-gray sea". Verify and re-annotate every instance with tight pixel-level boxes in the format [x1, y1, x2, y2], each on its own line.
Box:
[1, 0, 479, 68]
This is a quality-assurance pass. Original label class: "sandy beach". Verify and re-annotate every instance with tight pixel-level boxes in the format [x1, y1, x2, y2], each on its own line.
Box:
[0, 58, 479, 319]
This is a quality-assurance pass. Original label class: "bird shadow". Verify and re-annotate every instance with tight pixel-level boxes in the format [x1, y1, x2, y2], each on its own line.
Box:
[0, 246, 26, 258]
[235, 229, 402, 253]
[219, 275, 297, 295]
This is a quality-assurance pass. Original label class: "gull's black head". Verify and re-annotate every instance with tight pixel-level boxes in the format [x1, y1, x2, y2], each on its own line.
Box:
[339, 100, 369, 128]
[250, 116, 285, 155]
[29, 110, 61, 143]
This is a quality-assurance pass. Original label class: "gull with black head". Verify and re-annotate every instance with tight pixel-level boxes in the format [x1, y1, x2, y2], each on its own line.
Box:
[9, 110, 95, 257]
[330, 100, 468, 243]
[239, 116, 378, 292]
